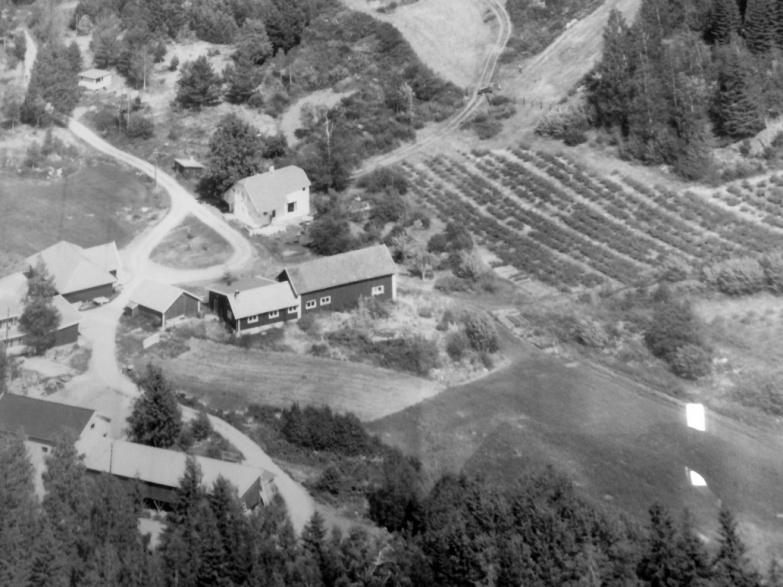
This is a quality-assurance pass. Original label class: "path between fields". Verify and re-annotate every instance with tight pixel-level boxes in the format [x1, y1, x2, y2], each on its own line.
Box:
[60, 116, 316, 531]
[352, 0, 511, 175]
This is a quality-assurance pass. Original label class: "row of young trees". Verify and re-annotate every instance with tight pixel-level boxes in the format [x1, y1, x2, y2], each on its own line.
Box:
[586, 0, 783, 178]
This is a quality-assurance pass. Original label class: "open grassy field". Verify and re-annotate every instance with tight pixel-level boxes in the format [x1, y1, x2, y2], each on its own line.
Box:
[368, 341, 783, 565]
[156, 338, 444, 421]
[0, 161, 159, 274]
[150, 214, 233, 269]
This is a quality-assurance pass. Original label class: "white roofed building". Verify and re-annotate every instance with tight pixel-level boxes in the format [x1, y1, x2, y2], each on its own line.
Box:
[206, 278, 300, 335]
[78, 69, 112, 90]
[224, 166, 311, 232]
[126, 280, 202, 330]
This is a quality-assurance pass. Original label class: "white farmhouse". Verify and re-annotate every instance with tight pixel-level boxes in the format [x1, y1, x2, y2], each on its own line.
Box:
[78, 69, 112, 91]
[224, 165, 311, 232]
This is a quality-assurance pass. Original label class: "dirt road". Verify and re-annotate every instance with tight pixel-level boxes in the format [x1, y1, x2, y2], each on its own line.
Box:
[60, 117, 316, 531]
[353, 0, 511, 175]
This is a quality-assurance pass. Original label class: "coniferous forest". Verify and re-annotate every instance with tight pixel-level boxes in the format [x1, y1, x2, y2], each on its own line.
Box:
[0, 431, 771, 586]
[586, 0, 783, 179]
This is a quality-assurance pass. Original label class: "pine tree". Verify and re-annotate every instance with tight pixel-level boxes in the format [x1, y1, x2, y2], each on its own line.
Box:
[41, 437, 93, 585]
[223, 57, 262, 105]
[28, 517, 70, 587]
[711, 507, 761, 587]
[234, 18, 272, 65]
[175, 55, 222, 110]
[709, 0, 742, 44]
[713, 41, 766, 138]
[209, 476, 253, 583]
[126, 364, 183, 448]
[743, 0, 777, 52]
[676, 509, 712, 584]
[0, 433, 39, 585]
[637, 503, 682, 585]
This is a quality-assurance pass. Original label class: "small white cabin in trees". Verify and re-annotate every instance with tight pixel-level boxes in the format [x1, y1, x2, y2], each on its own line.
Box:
[224, 165, 311, 232]
[78, 69, 112, 91]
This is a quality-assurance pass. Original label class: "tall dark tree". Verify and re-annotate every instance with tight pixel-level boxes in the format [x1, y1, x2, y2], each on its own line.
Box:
[234, 18, 272, 65]
[676, 509, 712, 585]
[21, 42, 80, 125]
[223, 57, 262, 104]
[712, 41, 765, 138]
[175, 55, 222, 110]
[711, 507, 761, 587]
[197, 113, 265, 200]
[637, 503, 682, 586]
[18, 283, 60, 356]
[743, 0, 776, 52]
[709, 0, 742, 44]
[126, 364, 183, 448]
[0, 433, 39, 585]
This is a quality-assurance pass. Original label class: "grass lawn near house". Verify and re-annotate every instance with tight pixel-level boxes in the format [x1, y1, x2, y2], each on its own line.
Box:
[149, 214, 233, 269]
[0, 161, 162, 274]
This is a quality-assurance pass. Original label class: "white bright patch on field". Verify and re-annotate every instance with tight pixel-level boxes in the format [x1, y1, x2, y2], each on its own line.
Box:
[686, 468, 708, 488]
[686, 403, 706, 432]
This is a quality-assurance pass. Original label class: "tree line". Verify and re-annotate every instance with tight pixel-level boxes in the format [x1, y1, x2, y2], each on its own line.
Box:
[0, 426, 773, 586]
[586, 0, 783, 179]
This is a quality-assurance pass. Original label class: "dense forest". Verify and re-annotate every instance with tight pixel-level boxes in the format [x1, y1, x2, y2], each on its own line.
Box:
[0, 428, 772, 586]
[586, 0, 783, 179]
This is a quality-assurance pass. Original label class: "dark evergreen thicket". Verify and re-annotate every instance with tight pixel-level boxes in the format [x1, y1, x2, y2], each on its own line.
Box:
[586, 0, 783, 178]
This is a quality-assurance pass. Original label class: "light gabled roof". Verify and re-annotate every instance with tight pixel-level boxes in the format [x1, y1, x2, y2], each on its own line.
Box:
[282, 245, 396, 295]
[174, 158, 204, 169]
[207, 277, 275, 296]
[79, 68, 111, 79]
[208, 281, 298, 320]
[81, 439, 272, 496]
[26, 240, 115, 295]
[234, 166, 310, 213]
[0, 394, 94, 445]
[130, 280, 199, 314]
[82, 242, 120, 275]
[52, 294, 81, 329]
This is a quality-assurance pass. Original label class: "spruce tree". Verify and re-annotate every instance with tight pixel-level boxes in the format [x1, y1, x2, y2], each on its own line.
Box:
[126, 364, 183, 448]
[711, 507, 761, 587]
[637, 503, 682, 585]
[676, 509, 712, 584]
[0, 433, 39, 585]
[175, 55, 222, 110]
[713, 41, 765, 138]
[709, 0, 742, 44]
[743, 0, 777, 52]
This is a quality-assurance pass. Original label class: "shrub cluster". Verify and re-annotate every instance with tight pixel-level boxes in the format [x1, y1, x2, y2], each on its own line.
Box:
[703, 252, 783, 295]
[644, 300, 711, 380]
[280, 404, 379, 456]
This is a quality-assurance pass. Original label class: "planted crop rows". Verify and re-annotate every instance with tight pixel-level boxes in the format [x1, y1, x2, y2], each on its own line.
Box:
[405, 146, 783, 290]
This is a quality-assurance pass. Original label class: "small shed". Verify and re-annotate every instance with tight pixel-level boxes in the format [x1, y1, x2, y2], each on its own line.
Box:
[173, 157, 205, 178]
[127, 280, 201, 330]
[78, 69, 112, 91]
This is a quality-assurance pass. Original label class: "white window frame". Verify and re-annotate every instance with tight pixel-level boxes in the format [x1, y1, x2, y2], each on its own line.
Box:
[305, 300, 317, 310]
[371, 285, 385, 296]
[287, 306, 298, 314]
[320, 296, 331, 306]
[246, 314, 259, 324]
[268, 310, 280, 319]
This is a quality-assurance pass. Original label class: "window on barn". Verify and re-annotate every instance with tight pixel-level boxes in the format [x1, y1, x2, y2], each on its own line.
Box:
[247, 315, 259, 324]
[287, 306, 298, 314]
[305, 300, 316, 310]
[320, 296, 331, 306]
[268, 310, 280, 319]
[371, 285, 384, 296]
[287, 202, 296, 213]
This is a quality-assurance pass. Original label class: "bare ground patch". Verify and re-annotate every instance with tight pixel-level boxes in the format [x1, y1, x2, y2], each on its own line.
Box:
[156, 338, 444, 421]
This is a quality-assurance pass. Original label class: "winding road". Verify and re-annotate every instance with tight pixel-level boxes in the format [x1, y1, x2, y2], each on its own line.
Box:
[353, 0, 512, 176]
[61, 117, 315, 532]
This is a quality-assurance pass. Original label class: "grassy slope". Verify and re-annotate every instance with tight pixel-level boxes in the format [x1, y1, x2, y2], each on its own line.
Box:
[0, 162, 157, 272]
[150, 214, 233, 269]
[157, 338, 443, 421]
[368, 340, 783, 563]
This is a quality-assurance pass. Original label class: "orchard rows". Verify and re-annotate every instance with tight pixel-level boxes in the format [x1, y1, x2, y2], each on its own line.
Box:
[403, 147, 783, 290]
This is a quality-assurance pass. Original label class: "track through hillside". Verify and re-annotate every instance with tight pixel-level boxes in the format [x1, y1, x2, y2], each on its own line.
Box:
[353, 0, 511, 175]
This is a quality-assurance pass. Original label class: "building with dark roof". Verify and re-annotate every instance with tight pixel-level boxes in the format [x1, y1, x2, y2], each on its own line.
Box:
[224, 166, 311, 232]
[0, 393, 111, 454]
[277, 244, 397, 313]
